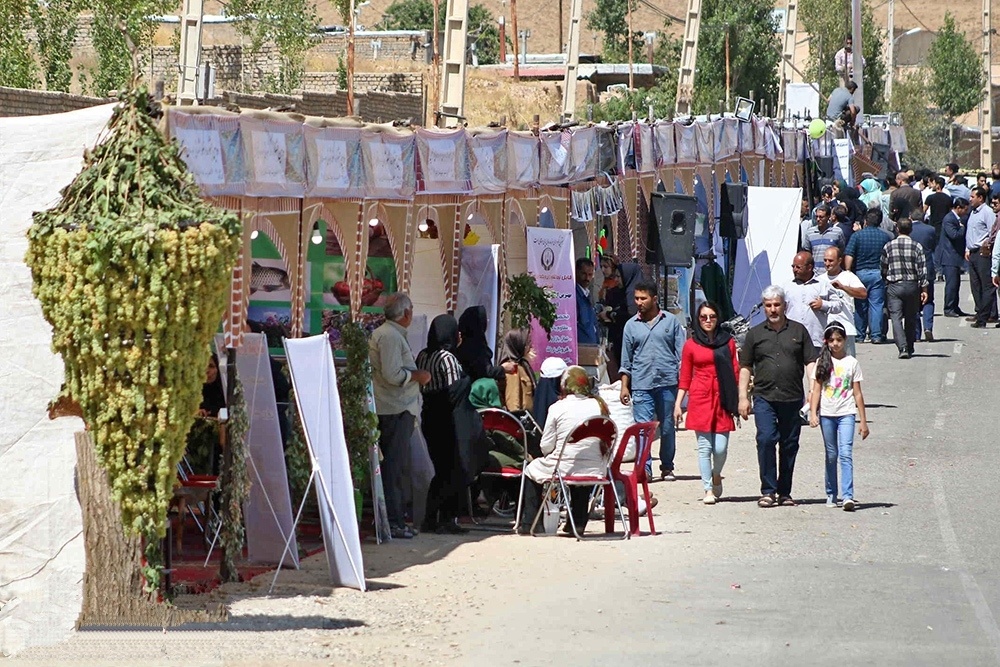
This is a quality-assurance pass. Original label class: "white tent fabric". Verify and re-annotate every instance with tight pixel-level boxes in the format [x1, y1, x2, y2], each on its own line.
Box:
[0, 103, 116, 655]
[731, 186, 803, 324]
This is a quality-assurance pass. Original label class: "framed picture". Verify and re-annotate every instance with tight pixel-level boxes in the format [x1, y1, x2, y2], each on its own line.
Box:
[734, 97, 756, 122]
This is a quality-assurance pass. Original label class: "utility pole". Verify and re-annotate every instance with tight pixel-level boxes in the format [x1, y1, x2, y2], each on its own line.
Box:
[851, 0, 865, 114]
[982, 0, 993, 169]
[439, 0, 470, 127]
[177, 0, 204, 104]
[431, 0, 440, 117]
[558, 0, 564, 53]
[561, 0, 583, 119]
[348, 0, 357, 113]
[724, 23, 731, 110]
[627, 0, 635, 90]
[510, 0, 520, 82]
[885, 0, 894, 102]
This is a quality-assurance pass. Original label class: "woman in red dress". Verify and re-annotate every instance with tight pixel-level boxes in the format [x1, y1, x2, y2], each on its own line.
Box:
[674, 302, 740, 505]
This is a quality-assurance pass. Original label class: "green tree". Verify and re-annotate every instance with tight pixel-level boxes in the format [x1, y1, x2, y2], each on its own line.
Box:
[590, 80, 676, 122]
[927, 13, 986, 118]
[585, 0, 643, 63]
[799, 0, 887, 113]
[889, 69, 949, 169]
[691, 0, 780, 114]
[226, 0, 320, 93]
[0, 0, 39, 89]
[87, 0, 172, 96]
[379, 0, 501, 65]
[29, 0, 82, 92]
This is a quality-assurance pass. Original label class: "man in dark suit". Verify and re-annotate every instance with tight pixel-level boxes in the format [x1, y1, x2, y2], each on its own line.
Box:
[909, 210, 938, 340]
[940, 198, 970, 317]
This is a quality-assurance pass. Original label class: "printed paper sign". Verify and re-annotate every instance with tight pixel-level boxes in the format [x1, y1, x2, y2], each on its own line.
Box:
[526, 227, 577, 369]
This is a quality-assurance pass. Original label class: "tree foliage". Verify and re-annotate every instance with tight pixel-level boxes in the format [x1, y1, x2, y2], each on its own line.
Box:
[379, 0, 501, 65]
[0, 0, 39, 89]
[87, 0, 172, 96]
[927, 13, 986, 118]
[226, 0, 320, 93]
[691, 0, 780, 114]
[890, 69, 949, 170]
[585, 0, 644, 63]
[591, 81, 676, 122]
[799, 0, 887, 113]
[29, 0, 82, 92]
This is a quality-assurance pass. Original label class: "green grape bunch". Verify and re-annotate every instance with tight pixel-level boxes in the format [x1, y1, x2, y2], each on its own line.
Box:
[25, 87, 241, 543]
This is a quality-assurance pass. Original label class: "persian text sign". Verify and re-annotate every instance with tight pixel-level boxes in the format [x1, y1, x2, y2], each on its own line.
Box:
[526, 227, 577, 370]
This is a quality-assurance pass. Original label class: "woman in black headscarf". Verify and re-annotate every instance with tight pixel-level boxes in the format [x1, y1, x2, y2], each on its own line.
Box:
[837, 179, 867, 227]
[455, 305, 510, 382]
[199, 353, 226, 418]
[672, 302, 740, 506]
[416, 314, 490, 533]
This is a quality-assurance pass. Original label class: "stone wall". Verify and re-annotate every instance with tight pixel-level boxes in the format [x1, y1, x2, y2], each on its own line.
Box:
[0, 86, 111, 117]
[311, 31, 429, 62]
[148, 44, 282, 94]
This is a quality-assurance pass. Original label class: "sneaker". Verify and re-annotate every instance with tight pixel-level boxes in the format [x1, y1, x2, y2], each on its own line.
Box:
[703, 491, 717, 505]
[826, 496, 837, 508]
[924, 331, 934, 342]
[661, 470, 676, 482]
[842, 498, 856, 512]
[390, 525, 415, 539]
[898, 350, 911, 359]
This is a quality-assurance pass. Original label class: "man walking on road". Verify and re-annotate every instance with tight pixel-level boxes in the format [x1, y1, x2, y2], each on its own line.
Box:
[965, 186, 997, 328]
[880, 218, 928, 359]
[845, 209, 894, 343]
[823, 246, 867, 356]
[908, 209, 938, 341]
[739, 286, 817, 508]
[785, 251, 843, 350]
[369, 293, 432, 539]
[620, 279, 686, 481]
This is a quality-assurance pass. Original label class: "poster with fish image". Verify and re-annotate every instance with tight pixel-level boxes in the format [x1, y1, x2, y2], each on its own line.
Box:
[249, 258, 297, 302]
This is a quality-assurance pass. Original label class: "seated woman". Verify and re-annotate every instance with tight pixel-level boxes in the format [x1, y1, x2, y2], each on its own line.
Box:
[470, 378, 526, 515]
[199, 353, 226, 418]
[499, 329, 536, 413]
[187, 353, 226, 475]
[519, 366, 609, 535]
[531, 357, 567, 430]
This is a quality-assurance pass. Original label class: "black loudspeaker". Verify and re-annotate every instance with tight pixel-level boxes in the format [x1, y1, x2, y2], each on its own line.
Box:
[648, 192, 698, 267]
[814, 156, 835, 179]
[719, 181, 748, 239]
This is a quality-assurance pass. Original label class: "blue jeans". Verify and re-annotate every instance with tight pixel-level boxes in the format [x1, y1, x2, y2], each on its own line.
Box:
[915, 265, 936, 337]
[752, 398, 801, 497]
[854, 269, 886, 341]
[820, 414, 856, 501]
[696, 431, 729, 491]
[632, 386, 677, 473]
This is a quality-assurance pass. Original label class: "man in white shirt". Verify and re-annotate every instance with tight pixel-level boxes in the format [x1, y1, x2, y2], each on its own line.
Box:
[834, 35, 865, 84]
[823, 246, 867, 356]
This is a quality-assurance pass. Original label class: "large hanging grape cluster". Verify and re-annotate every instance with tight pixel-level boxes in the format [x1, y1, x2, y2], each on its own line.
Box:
[25, 87, 241, 542]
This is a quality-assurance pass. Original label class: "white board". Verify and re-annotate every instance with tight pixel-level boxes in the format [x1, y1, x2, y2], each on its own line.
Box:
[283, 334, 366, 591]
[457, 244, 500, 358]
[220, 333, 299, 566]
[732, 186, 802, 324]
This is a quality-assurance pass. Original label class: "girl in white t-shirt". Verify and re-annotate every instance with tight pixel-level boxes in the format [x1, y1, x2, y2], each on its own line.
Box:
[808, 322, 869, 511]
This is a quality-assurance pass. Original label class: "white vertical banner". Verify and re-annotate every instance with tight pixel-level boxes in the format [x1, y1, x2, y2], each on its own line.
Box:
[457, 244, 500, 357]
[526, 227, 578, 370]
[221, 333, 300, 566]
[283, 334, 366, 591]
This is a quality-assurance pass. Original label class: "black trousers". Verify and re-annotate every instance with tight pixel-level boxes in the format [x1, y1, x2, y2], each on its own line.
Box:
[886, 280, 920, 354]
[968, 253, 997, 325]
[941, 265, 963, 315]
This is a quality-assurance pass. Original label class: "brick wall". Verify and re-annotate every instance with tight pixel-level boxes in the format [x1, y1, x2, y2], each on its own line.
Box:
[148, 44, 282, 93]
[0, 86, 111, 117]
[212, 89, 423, 124]
[301, 71, 423, 94]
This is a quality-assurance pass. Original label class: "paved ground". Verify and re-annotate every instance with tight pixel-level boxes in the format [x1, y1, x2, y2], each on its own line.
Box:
[11, 281, 1000, 666]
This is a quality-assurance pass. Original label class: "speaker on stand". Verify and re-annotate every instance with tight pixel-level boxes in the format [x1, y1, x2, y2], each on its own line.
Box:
[719, 181, 749, 299]
[648, 192, 698, 267]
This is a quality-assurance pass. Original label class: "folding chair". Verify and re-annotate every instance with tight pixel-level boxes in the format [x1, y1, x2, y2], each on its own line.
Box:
[174, 462, 222, 562]
[528, 415, 627, 540]
[473, 408, 530, 531]
[608, 421, 660, 537]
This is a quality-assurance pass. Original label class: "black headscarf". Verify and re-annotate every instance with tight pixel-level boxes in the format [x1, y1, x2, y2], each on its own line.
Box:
[426, 314, 459, 353]
[200, 353, 226, 417]
[456, 305, 503, 381]
[691, 305, 739, 417]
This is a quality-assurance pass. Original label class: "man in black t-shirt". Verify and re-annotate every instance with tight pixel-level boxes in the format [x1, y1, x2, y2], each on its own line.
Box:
[924, 175, 953, 232]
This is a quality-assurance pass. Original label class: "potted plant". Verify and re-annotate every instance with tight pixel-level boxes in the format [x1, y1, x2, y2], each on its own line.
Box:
[502, 273, 558, 336]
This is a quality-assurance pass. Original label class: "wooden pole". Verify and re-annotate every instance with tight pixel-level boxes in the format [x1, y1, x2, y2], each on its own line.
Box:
[885, 0, 894, 102]
[511, 0, 520, 82]
[347, 0, 356, 114]
[432, 0, 441, 120]
[627, 0, 635, 90]
[558, 0, 564, 53]
[725, 23, 731, 110]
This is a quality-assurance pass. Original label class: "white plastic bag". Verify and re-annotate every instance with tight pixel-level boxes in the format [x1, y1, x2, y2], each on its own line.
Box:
[598, 380, 636, 460]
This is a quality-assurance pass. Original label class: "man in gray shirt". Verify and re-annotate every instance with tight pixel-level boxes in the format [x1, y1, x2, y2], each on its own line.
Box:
[784, 251, 843, 349]
[965, 186, 998, 327]
[369, 293, 431, 538]
[826, 81, 858, 125]
[619, 279, 686, 481]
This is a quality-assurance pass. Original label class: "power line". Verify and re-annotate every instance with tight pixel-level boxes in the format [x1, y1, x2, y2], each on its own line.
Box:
[895, 0, 936, 35]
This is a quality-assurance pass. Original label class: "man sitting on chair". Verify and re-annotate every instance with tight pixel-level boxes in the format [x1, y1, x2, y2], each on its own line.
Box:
[518, 366, 608, 535]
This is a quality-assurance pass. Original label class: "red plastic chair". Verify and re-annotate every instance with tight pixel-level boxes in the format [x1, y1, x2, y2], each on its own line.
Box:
[528, 415, 626, 540]
[476, 408, 530, 530]
[608, 421, 660, 536]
